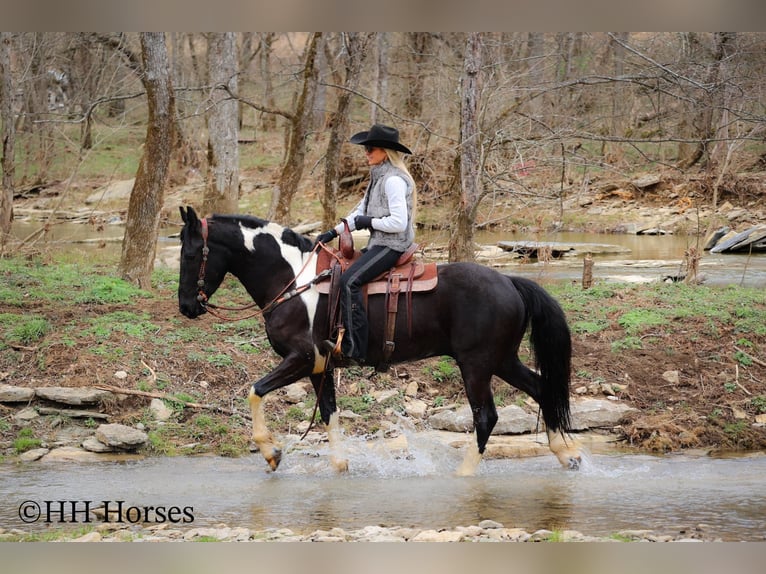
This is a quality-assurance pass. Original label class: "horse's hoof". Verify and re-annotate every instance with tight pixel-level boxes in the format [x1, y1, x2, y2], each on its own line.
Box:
[267, 447, 282, 471]
[567, 456, 581, 470]
[331, 457, 349, 473]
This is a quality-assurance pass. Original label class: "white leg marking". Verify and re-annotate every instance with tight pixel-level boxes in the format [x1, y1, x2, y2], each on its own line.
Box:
[547, 429, 582, 469]
[455, 439, 483, 477]
[249, 388, 282, 471]
[327, 411, 349, 472]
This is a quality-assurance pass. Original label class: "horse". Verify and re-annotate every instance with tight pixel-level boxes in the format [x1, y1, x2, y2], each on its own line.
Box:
[177, 206, 581, 474]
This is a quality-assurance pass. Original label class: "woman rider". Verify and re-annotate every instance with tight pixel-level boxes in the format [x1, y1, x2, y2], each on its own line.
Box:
[315, 124, 416, 366]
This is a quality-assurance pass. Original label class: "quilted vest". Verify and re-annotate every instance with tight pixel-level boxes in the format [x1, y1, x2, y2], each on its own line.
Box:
[363, 161, 415, 252]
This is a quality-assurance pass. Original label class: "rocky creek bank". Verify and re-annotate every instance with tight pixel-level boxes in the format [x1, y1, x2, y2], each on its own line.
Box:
[0, 381, 636, 463]
[0, 520, 726, 543]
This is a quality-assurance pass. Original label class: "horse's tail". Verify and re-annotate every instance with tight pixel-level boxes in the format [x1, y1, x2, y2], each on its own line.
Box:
[508, 276, 572, 433]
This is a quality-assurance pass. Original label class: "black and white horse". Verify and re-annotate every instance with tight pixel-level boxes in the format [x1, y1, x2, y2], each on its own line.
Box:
[177, 206, 581, 474]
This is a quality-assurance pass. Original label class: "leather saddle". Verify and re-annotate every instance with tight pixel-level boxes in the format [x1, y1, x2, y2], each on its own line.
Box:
[314, 224, 438, 371]
[315, 229, 438, 296]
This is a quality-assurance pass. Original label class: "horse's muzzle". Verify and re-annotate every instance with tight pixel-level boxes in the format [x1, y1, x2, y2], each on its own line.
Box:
[179, 301, 207, 319]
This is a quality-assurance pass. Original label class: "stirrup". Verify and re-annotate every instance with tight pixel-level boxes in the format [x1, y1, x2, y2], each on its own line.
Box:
[320, 328, 345, 358]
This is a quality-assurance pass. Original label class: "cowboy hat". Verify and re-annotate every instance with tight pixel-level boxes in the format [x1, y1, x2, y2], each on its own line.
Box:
[349, 124, 412, 155]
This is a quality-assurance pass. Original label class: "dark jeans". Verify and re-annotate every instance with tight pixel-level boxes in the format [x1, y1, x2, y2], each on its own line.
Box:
[339, 245, 403, 360]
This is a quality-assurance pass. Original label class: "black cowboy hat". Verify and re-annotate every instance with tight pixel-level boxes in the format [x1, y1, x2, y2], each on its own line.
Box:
[349, 124, 412, 155]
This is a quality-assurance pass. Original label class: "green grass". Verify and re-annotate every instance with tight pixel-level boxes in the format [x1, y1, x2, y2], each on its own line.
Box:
[0, 314, 49, 346]
[549, 281, 766, 353]
[13, 428, 42, 453]
[0, 257, 151, 306]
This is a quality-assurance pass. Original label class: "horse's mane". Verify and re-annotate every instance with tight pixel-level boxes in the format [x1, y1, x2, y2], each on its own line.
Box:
[209, 213, 314, 253]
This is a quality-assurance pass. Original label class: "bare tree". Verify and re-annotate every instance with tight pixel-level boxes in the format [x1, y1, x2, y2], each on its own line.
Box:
[118, 33, 175, 288]
[371, 33, 389, 125]
[321, 33, 373, 229]
[203, 32, 239, 215]
[0, 32, 14, 247]
[269, 32, 321, 225]
[448, 33, 483, 263]
[258, 33, 277, 131]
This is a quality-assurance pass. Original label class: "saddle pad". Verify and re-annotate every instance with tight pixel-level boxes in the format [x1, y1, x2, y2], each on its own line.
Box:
[314, 256, 438, 295]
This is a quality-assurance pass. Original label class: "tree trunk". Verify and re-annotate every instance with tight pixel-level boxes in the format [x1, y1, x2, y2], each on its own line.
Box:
[605, 32, 630, 163]
[259, 33, 277, 131]
[448, 33, 483, 263]
[0, 32, 14, 247]
[322, 33, 372, 229]
[203, 32, 239, 216]
[404, 33, 431, 117]
[371, 33, 388, 124]
[269, 32, 320, 225]
[118, 33, 175, 289]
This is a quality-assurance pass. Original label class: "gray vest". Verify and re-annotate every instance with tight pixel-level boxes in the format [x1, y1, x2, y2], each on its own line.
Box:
[364, 161, 415, 252]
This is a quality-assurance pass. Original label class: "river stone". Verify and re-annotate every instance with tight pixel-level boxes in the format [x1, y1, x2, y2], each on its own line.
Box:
[19, 448, 49, 462]
[428, 405, 473, 432]
[13, 407, 39, 423]
[73, 531, 102, 542]
[149, 398, 174, 421]
[41, 446, 109, 462]
[284, 383, 308, 404]
[0, 384, 35, 402]
[35, 386, 113, 406]
[412, 529, 465, 542]
[95, 423, 148, 450]
[570, 398, 637, 430]
[404, 398, 428, 418]
[85, 179, 135, 204]
[493, 405, 538, 434]
[82, 436, 114, 453]
[428, 404, 538, 434]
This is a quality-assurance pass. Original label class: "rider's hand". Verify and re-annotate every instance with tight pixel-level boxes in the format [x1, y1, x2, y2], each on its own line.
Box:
[354, 215, 373, 230]
[315, 229, 338, 245]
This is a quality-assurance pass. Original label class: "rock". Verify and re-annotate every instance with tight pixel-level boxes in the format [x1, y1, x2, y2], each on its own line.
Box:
[41, 446, 109, 462]
[82, 437, 114, 453]
[478, 519, 504, 529]
[284, 383, 308, 404]
[113, 371, 128, 380]
[85, 179, 135, 204]
[662, 370, 680, 385]
[631, 174, 661, 189]
[95, 423, 148, 450]
[493, 405, 538, 434]
[569, 398, 637, 430]
[404, 398, 428, 418]
[428, 405, 474, 432]
[0, 384, 35, 402]
[19, 448, 49, 462]
[412, 529, 465, 542]
[149, 398, 174, 421]
[428, 404, 538, 434]
[404, 381, 419, 397]
[73, 531, 102, 542]
[36, 407, 109, 420]
[13, 407, 39, 423]
[755, 414, 766, 424]
[35, 386, 113, 406]
[373, 389, 398, 403]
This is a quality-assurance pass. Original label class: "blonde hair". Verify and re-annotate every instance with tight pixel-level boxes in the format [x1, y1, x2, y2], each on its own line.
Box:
[384, 149, 417, 224]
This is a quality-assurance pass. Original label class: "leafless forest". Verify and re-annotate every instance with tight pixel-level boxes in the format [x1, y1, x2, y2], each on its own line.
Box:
[1, 32, 765, 284]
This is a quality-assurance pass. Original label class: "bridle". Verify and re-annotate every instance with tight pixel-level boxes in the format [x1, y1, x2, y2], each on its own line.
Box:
[193, 216, 339, 438]
[194, 217, 333, 322]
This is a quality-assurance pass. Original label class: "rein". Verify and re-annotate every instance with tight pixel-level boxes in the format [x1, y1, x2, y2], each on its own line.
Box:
[195, 217, 335, 322]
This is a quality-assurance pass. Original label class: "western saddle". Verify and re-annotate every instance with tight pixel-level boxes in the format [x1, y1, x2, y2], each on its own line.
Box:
[315, 223, 438, 371]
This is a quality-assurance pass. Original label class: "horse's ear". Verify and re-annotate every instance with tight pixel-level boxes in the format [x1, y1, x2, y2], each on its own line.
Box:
[180, 205, 198, 226]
